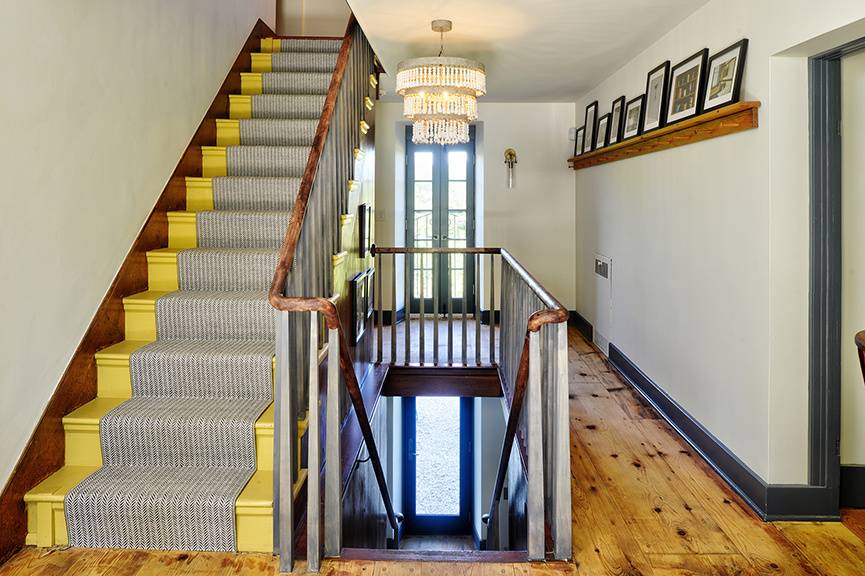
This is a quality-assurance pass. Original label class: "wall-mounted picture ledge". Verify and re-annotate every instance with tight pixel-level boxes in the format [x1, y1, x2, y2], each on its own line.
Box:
[568, 100, 760, 171]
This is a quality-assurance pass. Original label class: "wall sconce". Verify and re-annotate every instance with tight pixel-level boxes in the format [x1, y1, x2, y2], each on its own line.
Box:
[504, 148, 517, 189]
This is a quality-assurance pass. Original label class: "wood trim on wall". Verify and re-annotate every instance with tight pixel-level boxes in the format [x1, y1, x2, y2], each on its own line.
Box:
[0, 18, 275, 564]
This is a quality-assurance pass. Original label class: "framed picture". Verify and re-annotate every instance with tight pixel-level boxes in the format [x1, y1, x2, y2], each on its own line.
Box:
[644, 61, 671, 132]
[365, 267, 375, 318]
[583, 101, 599, 153]
[667, 48, 709, 124]
[358, 203, 372, 258]
[623, 95, 645, 140]
[608, 96, 626, 145]
[703, 39, 748, 113]
[574, 126, 585, 157]
[595, 113, 610, 150]
[351, 270, 368, 343]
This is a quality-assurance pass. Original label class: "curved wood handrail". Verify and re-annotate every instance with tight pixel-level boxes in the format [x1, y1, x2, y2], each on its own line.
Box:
[270, 295, 402, 534]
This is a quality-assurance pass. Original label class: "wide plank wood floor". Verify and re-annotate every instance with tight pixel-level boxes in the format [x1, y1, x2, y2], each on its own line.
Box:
[2, 326, 864, 575]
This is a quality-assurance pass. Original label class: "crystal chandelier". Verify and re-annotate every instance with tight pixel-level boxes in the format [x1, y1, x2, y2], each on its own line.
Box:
[396, 20, 486, 145]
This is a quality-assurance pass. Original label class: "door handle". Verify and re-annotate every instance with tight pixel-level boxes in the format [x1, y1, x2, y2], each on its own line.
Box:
[432, 235, 439, 240]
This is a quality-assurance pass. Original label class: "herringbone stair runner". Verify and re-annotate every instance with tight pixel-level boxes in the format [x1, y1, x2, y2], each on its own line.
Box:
[61, 37, 340, 552]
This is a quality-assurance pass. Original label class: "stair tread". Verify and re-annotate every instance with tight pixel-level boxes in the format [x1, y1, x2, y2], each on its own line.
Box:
[63, 397, 275, 432]
[25, 466, 275, 508]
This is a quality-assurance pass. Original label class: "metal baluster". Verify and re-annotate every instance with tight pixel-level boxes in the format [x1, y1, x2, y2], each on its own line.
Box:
[475, 254, 481, 366]
[447, 255, 453, 365]
[324, 327, 341, 556]
[527, 316, 544, 560]
[391, 254, 396, 364]
[489, 254, 495, 364]
[275, 311, 294, 573]
[553, 321, 572, 559]
[433, 254, 439, 366]
[307, 313, 321, 572]
[404, 254, 411, 365]
[377, 253, 383, 364]
[419, 255, 425, 365]
[462, 253, 468, 366]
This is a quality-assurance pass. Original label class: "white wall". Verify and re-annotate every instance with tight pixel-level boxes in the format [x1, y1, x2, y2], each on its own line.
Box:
[473, 397, 506, 541]
[375, 102, 576, 311]
[277, 0, 351, 36]
[841, 50, 865, 466]
[574, 0, 865, 483]
[0, 0, 275, 488]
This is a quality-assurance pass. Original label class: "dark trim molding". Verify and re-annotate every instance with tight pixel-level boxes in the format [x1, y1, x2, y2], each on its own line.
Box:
[608, 344, 839, 521]
[382, 308, 406, 325]
[480, 310, 501, 325]
[569, 310, 593, 342]
[841, 465, 865, 508]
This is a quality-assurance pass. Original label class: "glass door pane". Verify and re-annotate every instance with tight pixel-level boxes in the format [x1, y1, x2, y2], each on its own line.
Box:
[403, 397, 472, 534]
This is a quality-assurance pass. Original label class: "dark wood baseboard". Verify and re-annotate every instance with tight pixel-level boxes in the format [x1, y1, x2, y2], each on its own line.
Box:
[842, 465, 865, 508]
[608, 343, 840, 521]
[569, 310, 593, 342]
[0, 18, 275, 565]
[382, 365, 502, 397]
[339, 547, 528, 563]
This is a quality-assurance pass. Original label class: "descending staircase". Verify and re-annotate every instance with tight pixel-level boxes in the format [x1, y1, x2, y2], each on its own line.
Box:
[23, 37, 347, 553]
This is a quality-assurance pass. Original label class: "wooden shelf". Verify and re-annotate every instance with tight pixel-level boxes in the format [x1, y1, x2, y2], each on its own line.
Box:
[568, 101, 761, 171]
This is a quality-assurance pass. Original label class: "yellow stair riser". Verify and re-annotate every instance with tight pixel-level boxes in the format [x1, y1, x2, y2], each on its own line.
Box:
[201, 146, 227, 178]
[216, 119, 241, 147]
[241, 73, 263, 95]
[22, 467, 302, 552]
[62, 417, 277, 472]
[229, 95, 252, 119]
[260, 38, 281, 53]
[121, 291, 165, 341]
[250, 53, 272, 73]
[184, 177, 214, 211]
[167, 211, 197, 249]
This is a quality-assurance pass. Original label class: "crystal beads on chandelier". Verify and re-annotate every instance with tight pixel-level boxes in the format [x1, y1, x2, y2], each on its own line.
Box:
[396, 56, 486, 145]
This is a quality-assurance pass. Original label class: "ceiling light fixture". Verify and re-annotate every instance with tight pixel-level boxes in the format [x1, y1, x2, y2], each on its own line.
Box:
[396, 19, 486, 145]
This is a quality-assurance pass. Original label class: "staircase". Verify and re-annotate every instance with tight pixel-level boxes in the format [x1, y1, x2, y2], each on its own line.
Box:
[23, 35, 349, 554]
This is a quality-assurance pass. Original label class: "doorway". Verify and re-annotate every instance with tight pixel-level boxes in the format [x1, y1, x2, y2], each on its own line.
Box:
[405, 126, 477, 314]
[402, 396, 473, 535]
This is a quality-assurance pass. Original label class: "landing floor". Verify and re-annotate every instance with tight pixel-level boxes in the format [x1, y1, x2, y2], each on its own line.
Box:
[3, 327, 865, 575]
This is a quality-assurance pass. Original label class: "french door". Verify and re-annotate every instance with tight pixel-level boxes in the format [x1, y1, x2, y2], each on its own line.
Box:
[402, 397, 473, 534]
[406, 126, 476, 314]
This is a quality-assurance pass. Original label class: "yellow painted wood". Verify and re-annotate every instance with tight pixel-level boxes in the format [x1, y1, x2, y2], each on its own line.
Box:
[364, 96, 374, 111]
[332, 251, 348, 295]
[168, 211, 197, 248]
[353, 147, 364, 161]
[369, 73, 378, 89]
[260, 38, 281, 53]
[216, 119, 241, 146]
[184, 177, 214, 211]
[24, 467, 289, 552]
[95, 340, 149, 398]
[201, 146, 227, 177]
[250, 53, 273, 73]
[359, 120, 370, 135]
[146, 248, 180, 291]
[241, 73, 263, 95]
[347, 179, 358, 192]
[229, 95, 253, 119]
[121, 291, 165, 341]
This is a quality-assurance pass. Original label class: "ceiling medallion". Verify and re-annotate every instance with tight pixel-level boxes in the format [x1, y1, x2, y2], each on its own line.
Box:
[396, 19, 486, 145]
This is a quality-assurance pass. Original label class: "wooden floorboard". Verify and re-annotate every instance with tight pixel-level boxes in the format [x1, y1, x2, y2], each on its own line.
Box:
[2, 326, 865, 574]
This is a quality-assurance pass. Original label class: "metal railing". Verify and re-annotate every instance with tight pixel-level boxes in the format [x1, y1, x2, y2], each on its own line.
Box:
[267, 18, 400, 573]
[370, 246, 572, 560]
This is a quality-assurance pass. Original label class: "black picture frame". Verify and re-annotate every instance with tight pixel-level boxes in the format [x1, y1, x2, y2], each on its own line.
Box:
[583, 101, 599, 153]
[358, 203, 371, 258]
[574, 126, 585, 157]
[608, 96, 626, 146]
[595, 113, 611, 150]
[666, 48, 709, 124]
[351, 270, 368, 343]
[703, 39, 749, 113]
[643, 60, 671, 132]
[622, 95, 645, 140]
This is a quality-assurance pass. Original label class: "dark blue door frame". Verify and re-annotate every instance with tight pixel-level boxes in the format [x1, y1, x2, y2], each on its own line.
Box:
[402, 397, 473, 534]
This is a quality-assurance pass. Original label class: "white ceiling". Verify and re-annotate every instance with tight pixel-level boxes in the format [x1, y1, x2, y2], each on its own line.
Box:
[348, 0, 709, 102]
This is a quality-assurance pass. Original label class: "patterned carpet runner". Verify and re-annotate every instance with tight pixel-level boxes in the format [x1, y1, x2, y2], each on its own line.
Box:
[64, 38, 339, 551]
